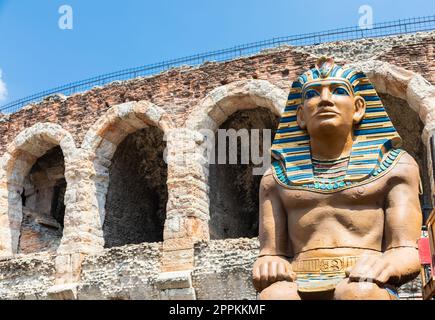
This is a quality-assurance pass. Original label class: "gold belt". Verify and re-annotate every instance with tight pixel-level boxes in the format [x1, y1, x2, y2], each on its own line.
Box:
[292, 256, 360, 274]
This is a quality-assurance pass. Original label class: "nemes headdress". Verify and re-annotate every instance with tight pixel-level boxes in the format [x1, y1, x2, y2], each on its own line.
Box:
[271, 57, 403, 193]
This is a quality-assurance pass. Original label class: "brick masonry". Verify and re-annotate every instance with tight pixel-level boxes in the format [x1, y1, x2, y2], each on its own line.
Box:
[0, 31, 434, 300]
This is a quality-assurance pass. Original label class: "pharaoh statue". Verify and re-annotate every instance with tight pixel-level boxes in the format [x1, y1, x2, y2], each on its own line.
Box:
[252, 57, 423, 300]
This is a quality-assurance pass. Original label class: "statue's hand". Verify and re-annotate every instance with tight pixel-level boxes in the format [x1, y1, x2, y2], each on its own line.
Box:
[345, 255, 400, 286]
[252, 255, 296, 293]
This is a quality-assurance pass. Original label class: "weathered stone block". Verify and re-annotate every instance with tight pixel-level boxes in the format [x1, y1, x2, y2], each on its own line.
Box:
[156, 270, 193, 290]
[47, 283, 78, 300]
[160, 287, 196, 300]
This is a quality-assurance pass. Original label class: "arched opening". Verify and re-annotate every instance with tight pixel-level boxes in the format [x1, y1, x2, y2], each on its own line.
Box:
[18, 146, 66, 254]
[0, 124, 75, 256]
[103, 126, 168, 248]
[209, 108, 279, 239]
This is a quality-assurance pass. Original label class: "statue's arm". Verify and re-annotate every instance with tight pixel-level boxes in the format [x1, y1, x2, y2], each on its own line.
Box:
[252, 169, 295, 292]
[347, 153, 422, 287]
[381, 153, 422, 285]
[258, 169, 292, 257]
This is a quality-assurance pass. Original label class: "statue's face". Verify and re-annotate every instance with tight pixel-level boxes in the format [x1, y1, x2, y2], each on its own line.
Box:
[297, 80, 366, 136]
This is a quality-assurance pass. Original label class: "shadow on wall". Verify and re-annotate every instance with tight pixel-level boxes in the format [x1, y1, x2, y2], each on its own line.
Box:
[103, 127, 168, 248]
[209, 108, 279, 240]
[19, 146, 66, 255]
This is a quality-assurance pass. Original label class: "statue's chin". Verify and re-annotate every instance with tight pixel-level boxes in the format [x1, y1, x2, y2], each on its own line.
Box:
[308, 120, 345, 136]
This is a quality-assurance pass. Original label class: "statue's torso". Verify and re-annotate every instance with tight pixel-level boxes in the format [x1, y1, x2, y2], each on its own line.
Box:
[276, 171, 390, 261]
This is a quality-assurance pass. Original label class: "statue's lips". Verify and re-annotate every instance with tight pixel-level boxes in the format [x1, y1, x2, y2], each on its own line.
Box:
[315, 108, 339, 116]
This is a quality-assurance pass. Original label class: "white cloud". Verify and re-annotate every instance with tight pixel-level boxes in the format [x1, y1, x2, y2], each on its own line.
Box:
[0, 69, 7, 102]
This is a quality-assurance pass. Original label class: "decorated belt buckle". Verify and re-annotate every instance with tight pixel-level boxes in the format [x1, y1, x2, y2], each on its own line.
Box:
[319, 257, 345, 273]
[294, 256, 358, 273]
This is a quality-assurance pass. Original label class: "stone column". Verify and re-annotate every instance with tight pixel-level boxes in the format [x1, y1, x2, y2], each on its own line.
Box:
[58, 153, 104, 255]
[0, 150, 37, 256]
[50, 152, 105, 299]
[159, 128, 210, 300]
[0, 183, 22, 256]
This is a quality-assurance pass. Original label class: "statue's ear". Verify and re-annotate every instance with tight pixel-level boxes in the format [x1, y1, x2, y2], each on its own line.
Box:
[353, 96, 366, 125]
[296, 105, 306, 129]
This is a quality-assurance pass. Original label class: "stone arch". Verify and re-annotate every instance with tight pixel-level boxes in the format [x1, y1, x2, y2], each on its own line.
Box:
[184, 80, 287, 240]
[186, 79, 287, 132]
[0, 123, 77, 256]
[82, 101, 173, 157]
[350, 60, 435, 207]
[81, 101, 173, 248]
[349, 60, 435, 135]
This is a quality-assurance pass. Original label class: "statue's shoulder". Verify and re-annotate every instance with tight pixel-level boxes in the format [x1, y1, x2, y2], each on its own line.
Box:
[387, 150, 420, 185]
[260, 168, 280, 193]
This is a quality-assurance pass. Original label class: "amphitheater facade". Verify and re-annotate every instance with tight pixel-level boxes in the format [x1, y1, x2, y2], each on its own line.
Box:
[0, 31, 434, 300]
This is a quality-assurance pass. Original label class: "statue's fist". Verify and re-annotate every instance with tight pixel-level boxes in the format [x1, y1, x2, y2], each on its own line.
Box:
[252, 256, 296, 293]
[345, 255, 400, 286]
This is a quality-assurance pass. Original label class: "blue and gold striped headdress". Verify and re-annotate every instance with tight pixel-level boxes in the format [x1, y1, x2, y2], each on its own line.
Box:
[271, 57, 403, 192]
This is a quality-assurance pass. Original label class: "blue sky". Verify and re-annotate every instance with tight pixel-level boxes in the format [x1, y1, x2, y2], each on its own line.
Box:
[0, 0, 434, 106]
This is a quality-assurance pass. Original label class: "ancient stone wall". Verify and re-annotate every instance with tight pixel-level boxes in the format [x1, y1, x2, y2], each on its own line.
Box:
[0, 253, 56, 299]
[0, 31, 434, 300]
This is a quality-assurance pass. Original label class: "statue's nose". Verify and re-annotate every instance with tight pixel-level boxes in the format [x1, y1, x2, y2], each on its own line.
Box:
[320, 87, 332, 100]
[318, 87, 334, 107]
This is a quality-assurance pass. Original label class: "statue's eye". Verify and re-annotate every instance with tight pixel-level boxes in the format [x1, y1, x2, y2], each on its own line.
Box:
[304, 90, 319, 100]
[333, 87, 349, 96]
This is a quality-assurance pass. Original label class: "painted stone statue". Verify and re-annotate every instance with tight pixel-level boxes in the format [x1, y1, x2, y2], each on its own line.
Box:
[252, 57, 423, 300]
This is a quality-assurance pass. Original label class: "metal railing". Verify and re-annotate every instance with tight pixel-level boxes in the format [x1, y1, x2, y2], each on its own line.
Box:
[1, 15, 435, 114]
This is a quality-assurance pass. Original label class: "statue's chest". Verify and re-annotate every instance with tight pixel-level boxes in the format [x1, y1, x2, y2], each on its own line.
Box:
[278, 179, 386, 211]
[279, 182, 387, 234]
